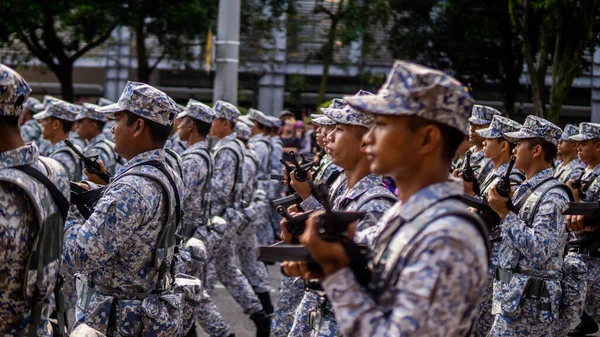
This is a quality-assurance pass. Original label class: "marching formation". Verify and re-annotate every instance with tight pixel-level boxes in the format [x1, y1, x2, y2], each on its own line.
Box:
[1, 59, 600, 337]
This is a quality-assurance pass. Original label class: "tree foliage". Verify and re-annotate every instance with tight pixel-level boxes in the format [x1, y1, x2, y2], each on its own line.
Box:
[0, 0, 121, 101]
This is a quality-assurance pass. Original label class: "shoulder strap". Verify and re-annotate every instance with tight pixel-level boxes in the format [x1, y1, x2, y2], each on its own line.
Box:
[52, 146, 82, 180]
[14, 163, 69, 219]
[183, 147, 213, 221]
[520, 177, 573, 225]
[164, 148, 184, 178]
[214, 142, 244, 208]
[356, 190, 397, 211]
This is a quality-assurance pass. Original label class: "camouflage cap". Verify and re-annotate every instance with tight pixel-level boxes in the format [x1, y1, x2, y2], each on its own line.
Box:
[560, 124, 580, 141]
[23, 97, 41, 113]
[97, 97, 115, 107]
[319, 98, 346, 114]
[266, 115, 281, 128]
[0, 64, 31, 117]
[33, 95, 60, 111]
[323, 91, 374, 128]
[569, 122, 600, 142]
[248, 108, 270, 126]
[344, 61, 473, 133]
[469, 105, 502, 126]
[235, 121, 252, 141]
[177, 99, 215, 124]
[75, 103, 107, 122]
[310, 113, 324, 120]
[239, 115, 254, 127]
[475, 115, 522, 139]
[279, 109, 294, 118]
[213, 100, 240, 123]
[96, 81, 179, 127]
[34, 100, 80, 122]
[504, 115, 562, 146]
[312, 116, 336, 126]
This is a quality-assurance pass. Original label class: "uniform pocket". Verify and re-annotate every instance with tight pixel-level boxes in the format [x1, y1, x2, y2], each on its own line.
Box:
[499, 273, 529, 318]
[538, 280, 561, 323]
[116, 299, 143, 336]
[140, 293, 183, 337]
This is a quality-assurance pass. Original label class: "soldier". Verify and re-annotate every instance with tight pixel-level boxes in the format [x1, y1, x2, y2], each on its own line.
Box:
[468, 105, 502, 185]
[98, 98, 116, 141]
[166, 104, 187, 155]
[565, 122, 600, 337]
[469, 115, 524, 336]
[63, 81, 189, 335]
[247, 108, 276, 245]
[19, 97, 42, 143]
[208, 100, 271, 336]
[485, 115, 571, 336]
[32, 95, 60, 156]
[0, 64, 70, 336]
[451, 125, 470, 173]
[282, 61, 489, 336]
[234, 119, 274, 314]
[266, 115, 285, 240]
[312, 101, 345, 186]
[34, 100, 83, 181]
[75, 103, 120, 177]
[176, 99, 235, 337]
[287, 92, 397, 337]
[554, 124, 585, 184]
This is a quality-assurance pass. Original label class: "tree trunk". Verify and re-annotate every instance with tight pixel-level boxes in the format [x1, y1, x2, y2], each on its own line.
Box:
[57, 63, 75, 102]
[317, 20, 338, 105]
[135, 21, 151, 83]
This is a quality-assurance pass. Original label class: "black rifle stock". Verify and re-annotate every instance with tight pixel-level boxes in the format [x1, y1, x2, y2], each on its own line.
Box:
[272, 193, 303, 209]
[289, 151, 312, 184]
[271, 162, 315, 183]
[65, 139, 111, 183]
[571, 170, 586, 192]
[496, 156, 519, 213]
[562, 202, 600, 250]
[277, 206, 313, 243]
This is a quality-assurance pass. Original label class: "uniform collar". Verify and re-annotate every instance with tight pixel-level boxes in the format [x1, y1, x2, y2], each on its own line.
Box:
[398, 180, 464, 222]
[188, 140, 207, 151]
[0, 143, 39, 169]
[339, 173, 383, 202]
[51, 139, 69, 152]
[216, 133, 237, 147]
[522, 167, 554, 187]
[591, 163, 600, 176]
[116, 149, 165, 176]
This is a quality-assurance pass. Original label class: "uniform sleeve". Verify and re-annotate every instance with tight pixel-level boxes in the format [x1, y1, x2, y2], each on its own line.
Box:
[52, 152, 78, 181]
[181, 155, 208, 224]
[322, 218, 486, 337]
[501, 191, 568, 264]
[299, 195, 324, 212]
[210, 149, 237, 216]
[64, 180, 151, 273]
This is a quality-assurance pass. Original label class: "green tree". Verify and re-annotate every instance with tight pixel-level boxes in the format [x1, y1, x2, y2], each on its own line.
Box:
[388, 0, 524, 116]
[509, 0, 600, 122]
[311, 0, 391, 105]
[0, 0, 121, 101]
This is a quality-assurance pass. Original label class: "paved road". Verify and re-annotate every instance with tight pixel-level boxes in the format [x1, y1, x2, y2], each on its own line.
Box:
[193, 264, 283, 337]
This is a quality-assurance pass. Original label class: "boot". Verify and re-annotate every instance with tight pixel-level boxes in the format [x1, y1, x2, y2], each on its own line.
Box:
[568, 312, 599, 336]
[257, 292, 274, 315]
[250, 310, 271, 337]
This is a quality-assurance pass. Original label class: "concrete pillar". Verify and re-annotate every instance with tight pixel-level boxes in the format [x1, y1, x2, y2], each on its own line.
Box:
[258, 9, 287, 116]
[104, 26, 131, 101]
[591, 48, 600, 123]
[213, 0, 241, 105]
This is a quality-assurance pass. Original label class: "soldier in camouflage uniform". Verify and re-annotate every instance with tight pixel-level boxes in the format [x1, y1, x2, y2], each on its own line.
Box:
[283, 61, 489, 337]
[19, 97, 43, 143]
[208, 100, 271, 336]
[554, 124, 585, 184]
[63, 81, 191, 336]
[234, 119, 275, 314]
[98, 98, 116, 142]
[564, 122, 600, 337]
[287, 91, 397, 337]
[485, 115, 571, 336]
[247, 108, 277, 245]
[312, 102, 344, 186]
[468, 115, 524, 336]
[32, 95, 61, 156]
[467, 105, 502, 186]
[34, 100, 83, 181]
[266, 115, 285, 241]
[166, 104, 187, 155]
[75, 103, 120, 176]
[176, 99, 235, 337]
[0, 64, 70, 336]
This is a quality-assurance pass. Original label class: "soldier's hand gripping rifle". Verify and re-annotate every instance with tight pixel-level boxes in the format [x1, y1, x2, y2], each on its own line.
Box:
[570, 170, 587, 196]
[65, 139, 112, 184]
[270, 161, 315, 182]
[277, 206, 314, 243]
[562, 201, 600, 251]
[272, 193, 303, 210]
[289, 151, 312, 185]
[462, 150, 481, 196]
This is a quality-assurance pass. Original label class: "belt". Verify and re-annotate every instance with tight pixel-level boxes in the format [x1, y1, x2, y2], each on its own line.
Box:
[494, 268, 550, 300]
[568, 245, 600, 257]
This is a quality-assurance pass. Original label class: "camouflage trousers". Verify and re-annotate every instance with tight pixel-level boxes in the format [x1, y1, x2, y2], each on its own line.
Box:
[211, 240, 263, 315]
[256, 216, 275, 246]
[235, 222, 271, 293]
[271, 276, 305, 337]
[488, 298, 555, 336]
[474, 280, 494, 337]
[582, 256, 600, 323]
[289, 289, 338, 337]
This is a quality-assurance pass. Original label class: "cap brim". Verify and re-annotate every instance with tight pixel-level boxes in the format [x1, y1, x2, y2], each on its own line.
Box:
[177, 111, 189, 119]
[504, 129, 538, 143]
[569, 134, 594, 142]
[33, 110, 51, 120]
[344, 95, 393, 115]
[33, 103, 45, 111]
[468, 117, 491, 126]
[475, 128, 501, 139]
[95, 103, 125, 118]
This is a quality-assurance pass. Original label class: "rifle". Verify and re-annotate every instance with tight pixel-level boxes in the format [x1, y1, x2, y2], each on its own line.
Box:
[562, 201, 600, 251]
[462, 150, 480, 196]
[70, 182, 105, 220]
[271, 162, 315, 182]
[65, 139, 111, 184]
[272, 193, 303, 210]
[277, 206, 313, 243]
[571, 170, 587, 193]
[289, 151, 312, 184]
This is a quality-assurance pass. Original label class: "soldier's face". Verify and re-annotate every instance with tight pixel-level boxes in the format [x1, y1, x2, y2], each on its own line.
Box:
[558, 139, 576, 157]
[469, 123, 487, 145]
[76, 118, 95, 140]
[577, 139, 600, 164]
[323, 126, 335, 154]
[111, 111, 135, 159]
[327, 124, 366, 169]
[315, 126, 324, 147]
[177, 117, 191, 141]
[483, 138, 503, 160]
[512, 139, 537, 171]
[39, 117, 58, 140]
